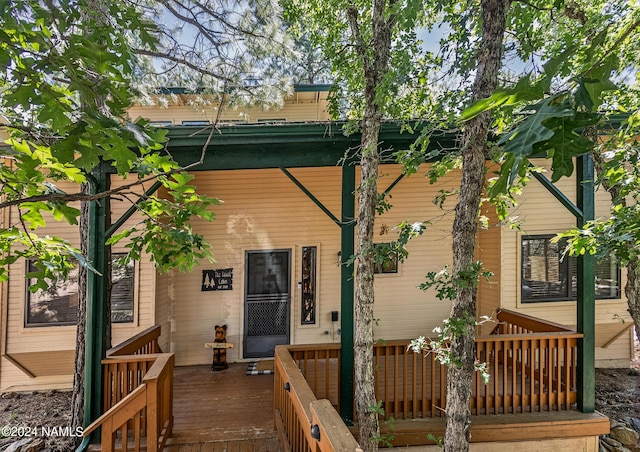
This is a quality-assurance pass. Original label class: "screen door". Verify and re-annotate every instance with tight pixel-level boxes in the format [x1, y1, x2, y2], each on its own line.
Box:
[243, 249, 291, 358]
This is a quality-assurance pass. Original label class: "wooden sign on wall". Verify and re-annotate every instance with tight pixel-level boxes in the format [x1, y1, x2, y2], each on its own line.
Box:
[202, 268, 233, 291]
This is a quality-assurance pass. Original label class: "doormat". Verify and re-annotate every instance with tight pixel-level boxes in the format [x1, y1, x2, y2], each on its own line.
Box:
[246, 359, 274, 375]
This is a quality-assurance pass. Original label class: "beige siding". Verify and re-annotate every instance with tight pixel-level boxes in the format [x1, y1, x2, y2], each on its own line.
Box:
[477, 201, 502, 336]
[371, 167, 457, 342]
[127, 91, 330, 125]
[155, 273, 172, 353]
[500, 158, 632, 366]
[166, 167, 343, 365]
[162, 165, 464, 366]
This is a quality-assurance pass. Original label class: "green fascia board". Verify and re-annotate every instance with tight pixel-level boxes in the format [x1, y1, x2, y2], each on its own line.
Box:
[148, 122, 457, 172]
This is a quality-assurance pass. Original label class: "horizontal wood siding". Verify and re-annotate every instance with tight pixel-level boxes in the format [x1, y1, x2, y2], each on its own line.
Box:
[370, 167, 459, 342]
[127, 91, 330, 125]
[478, 199, 502, 335]
[155, 273, 172, 353]
[501, 158, 632, 366]
[165, 165, 471, 365]
[167, 167, 343, 365]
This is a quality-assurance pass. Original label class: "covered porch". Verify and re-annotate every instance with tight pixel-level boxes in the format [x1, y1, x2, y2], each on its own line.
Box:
[77, 122, 608, 451]
[84, 310, 609, 451]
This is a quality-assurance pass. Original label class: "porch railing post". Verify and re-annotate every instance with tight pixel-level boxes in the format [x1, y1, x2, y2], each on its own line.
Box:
[576, 153, 596, 413]
[340, 162, 356, 423]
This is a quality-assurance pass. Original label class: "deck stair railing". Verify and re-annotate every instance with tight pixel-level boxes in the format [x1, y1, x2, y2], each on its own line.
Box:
[274, 309, 582, 449]
[83, 325, 174, 452]
[274, 345, 361, 452]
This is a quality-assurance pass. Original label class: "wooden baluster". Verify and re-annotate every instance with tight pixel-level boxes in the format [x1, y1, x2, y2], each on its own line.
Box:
[324, 349, 330, 401]
[412, 349, 418, 419]
[133, 411, 141, 452]
[492, 340, 498, 415]
[511, 339, 518, 414]
[430, 352, 436, 417]
[421, 351, 427, 418]
[475, 341, 483, 414]
[313, 349, 319, 396]
[439, 357, 446, 417]
[101, 417, 114, 452]
[502, 339, 508, 414]
[564, 338, 571, 409]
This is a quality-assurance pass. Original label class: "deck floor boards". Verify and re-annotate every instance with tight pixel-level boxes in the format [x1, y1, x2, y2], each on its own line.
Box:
[164, 363, 281, 452]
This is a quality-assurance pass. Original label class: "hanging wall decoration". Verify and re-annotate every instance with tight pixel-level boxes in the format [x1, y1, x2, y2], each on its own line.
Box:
[301, 246, 317, 324]
[202, 268, 233, 291]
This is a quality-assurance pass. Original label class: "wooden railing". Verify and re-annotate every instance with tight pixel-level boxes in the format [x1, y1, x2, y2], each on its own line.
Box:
[83, 326, 174, 452]
[492, 309, 575, 334]
[106, 325, 162, 357]
[274, 345, 361, 452]
[275, 309, 583, 448]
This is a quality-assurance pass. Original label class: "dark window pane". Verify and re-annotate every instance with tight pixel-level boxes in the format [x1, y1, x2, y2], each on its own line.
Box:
[26, 254, 135, 326]
[374, 243, 398, 274]
[26, 261, 79, 325]
[521, 236, 569, 301]
[111, 255, 135, 323]
[522, 235, 620, 303]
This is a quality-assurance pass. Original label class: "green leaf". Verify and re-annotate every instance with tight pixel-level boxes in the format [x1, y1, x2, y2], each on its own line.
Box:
[460, 76, 543, 122]
[20, 203, 48, 229]
[498, 97, 574, 184]
[534, 111, 600, 181]
[574, 61, 618, 111]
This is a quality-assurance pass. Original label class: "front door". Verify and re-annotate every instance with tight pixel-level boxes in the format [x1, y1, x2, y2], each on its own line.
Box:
[244, 249, 291, 358]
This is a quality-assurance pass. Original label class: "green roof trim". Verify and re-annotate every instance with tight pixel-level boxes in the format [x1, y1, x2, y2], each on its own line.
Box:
[149, 121, 457, 172]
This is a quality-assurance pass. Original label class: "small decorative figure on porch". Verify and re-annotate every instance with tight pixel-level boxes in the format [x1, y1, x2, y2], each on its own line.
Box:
[211, 324, 228, 371]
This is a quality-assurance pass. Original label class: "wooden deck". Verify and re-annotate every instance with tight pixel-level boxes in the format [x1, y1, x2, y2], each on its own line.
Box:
[164, 363, 282, 452]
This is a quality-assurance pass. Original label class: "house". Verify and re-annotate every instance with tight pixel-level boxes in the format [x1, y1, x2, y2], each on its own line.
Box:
[0, 85, 633, 446]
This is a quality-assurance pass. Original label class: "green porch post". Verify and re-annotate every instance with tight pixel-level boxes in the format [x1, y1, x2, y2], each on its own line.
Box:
[576, 154, 596, 413]
[83, 168, 111, 434]
[339, 162, 355, 423]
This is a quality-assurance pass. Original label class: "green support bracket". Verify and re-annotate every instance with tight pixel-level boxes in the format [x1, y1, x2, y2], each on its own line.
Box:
[382, 173, 405, 196]
[530, 167, 583, 219]
[83, 169, 111, 438]
[106, 180, 163, 239]
[339, 162, 355, 424]
[576, 155, 596, 413]
[279, 167, 341, 226]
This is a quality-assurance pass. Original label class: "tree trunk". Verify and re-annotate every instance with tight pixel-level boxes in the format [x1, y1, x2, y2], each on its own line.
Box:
[626, 261, 640, 341]
[348, 1, 396, 450]
[445, 0, 510, 450]
[71, 1, 112, 438]
[70, 185, 89, 446]
[355, 120, 381, 452]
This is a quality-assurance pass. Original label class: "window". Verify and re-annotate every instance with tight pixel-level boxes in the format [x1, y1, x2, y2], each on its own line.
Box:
[521, 235, 620, 303]
[181, 120, 210, 126]
[26, 254, 135, 326]
[149, 121, 173, 127]
[374, 243, 399, 274]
